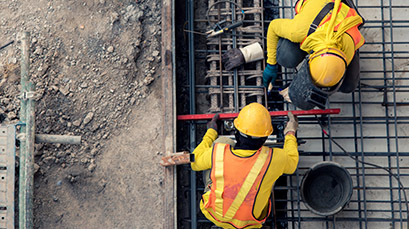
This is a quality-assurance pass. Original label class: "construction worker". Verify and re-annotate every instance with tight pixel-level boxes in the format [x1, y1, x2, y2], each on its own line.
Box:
[263, 0, 365, 110]
[191, 102, 299, 228]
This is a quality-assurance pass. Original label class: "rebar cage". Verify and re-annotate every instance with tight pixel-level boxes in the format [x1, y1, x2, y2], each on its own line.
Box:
[175, 0, 409, 228]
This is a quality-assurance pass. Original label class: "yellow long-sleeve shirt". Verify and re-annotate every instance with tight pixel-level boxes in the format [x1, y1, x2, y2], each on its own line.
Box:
[266, 0, 356, 65]
[191, 129, 299, 228]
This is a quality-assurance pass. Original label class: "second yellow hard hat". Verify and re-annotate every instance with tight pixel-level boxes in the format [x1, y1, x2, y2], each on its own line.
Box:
[308, 48, 347, 87]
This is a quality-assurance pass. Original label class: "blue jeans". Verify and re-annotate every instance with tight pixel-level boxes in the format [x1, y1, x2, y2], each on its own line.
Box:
[276, 38, 307, 68]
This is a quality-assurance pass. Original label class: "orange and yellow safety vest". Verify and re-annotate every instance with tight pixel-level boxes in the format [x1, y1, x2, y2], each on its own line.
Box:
[202, 143, 273, 228]
[296, 0, 364, 50]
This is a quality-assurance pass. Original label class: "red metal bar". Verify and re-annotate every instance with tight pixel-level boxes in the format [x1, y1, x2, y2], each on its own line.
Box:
[177, 108, 341, 121]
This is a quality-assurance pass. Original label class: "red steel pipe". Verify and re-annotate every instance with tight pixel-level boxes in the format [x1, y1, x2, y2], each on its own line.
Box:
[177, 108, 341, 121]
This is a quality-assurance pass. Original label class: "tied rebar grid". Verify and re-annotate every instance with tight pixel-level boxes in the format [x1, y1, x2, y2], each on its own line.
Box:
[206, 0, 265, 113]
[266, 0, 409, 228]
[178, 0, 409, 228]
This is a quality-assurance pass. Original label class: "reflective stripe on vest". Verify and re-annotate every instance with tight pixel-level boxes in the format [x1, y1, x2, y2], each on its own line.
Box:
[206, 143, 272, 228]
[214, 143, 225, 216]
[301, 0, 364, 50]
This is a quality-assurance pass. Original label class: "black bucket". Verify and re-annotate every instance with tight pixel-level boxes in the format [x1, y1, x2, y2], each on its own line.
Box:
[300, 161, 353, 216]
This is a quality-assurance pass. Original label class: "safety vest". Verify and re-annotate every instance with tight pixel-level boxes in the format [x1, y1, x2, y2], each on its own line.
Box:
[202, 143, 273, 228]
[296, 0, 364, 50]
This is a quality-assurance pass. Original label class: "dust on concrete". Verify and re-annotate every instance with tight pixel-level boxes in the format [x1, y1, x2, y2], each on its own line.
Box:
[0, 0, 165, 228]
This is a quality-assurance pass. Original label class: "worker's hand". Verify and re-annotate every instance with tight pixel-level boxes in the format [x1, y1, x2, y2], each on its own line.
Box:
[207, 114, 220, 132]
[223, 43, 264, 71]
[263, 64, 278, 88]
[284, 112, 298, 135]
[279, 87, 292, 103]
[222, 48, 245, 71]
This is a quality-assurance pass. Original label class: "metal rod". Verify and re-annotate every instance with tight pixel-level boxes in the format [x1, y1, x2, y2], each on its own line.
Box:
[232, 1, 239, 112]
[19, 31, 33, 229]
[0, 40, 14, 51]
[177, 108, 341, 120]
[35, 134, 81, 144]
[187, 0, 197, 227]
[218, 4, 224, 111]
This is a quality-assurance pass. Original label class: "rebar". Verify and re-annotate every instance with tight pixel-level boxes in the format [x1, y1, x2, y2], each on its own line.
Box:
[179, 0, 409, 228]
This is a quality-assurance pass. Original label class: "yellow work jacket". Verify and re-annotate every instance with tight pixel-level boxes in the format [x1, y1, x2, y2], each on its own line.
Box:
[191, 129, 299, 228]
[266, 0, 364, 65]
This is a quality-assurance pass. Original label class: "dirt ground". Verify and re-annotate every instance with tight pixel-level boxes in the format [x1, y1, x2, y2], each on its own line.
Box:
[0, 0, 165, 228]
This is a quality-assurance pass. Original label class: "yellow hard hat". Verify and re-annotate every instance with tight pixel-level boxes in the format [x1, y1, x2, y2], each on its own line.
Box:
[308, 48, 347, 87]
[233, 103, 273, 137]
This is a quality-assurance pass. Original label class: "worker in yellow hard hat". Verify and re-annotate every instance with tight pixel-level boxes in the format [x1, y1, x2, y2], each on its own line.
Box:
[263, 0, 365, 110]
[191, 102, 299, 228]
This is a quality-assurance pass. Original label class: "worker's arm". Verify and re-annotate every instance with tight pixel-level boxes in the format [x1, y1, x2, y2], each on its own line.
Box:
[282, 112, 299, 174]
[282, 133, 299, 174]
[266, 0, 328, 65]
[191, 128, 218, 171]
[266, 17, 312, 65]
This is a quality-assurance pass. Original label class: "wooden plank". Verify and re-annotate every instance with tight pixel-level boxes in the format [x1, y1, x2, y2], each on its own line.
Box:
[161, 0, 176, 227]
[160, 151, 192, 167]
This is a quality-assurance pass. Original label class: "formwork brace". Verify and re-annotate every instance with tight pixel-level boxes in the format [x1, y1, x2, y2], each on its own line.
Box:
[18, 32, 82, 229]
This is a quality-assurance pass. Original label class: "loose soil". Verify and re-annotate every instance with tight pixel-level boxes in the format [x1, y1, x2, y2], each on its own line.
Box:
[0, 0, 165, 228]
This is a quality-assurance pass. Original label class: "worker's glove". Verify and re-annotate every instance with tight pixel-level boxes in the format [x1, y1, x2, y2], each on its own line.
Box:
[222, 42, 264, 71]
[263, 64, 278, 88]
[284, 112, 298, 135]
[207, 114, 220, 132]
[279, 87, 292, 103]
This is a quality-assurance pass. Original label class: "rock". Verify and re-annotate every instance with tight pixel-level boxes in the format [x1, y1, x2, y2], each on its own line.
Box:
[90, 148, 98, 156]
[126, 46, 135, 57]
[43, 156, 56, 164]
[8, 57, 17, 64]
[130, 97, 136, 105]
[34, 163, 40, 174]
[73, 120, 81, 127]
[80, 82, 88, 88]
[7, 112, 16, 120]
[80, 158, 89, 164]
[143, 76, 154, 85]
[59, 86, 70, 96]
[110, 12, 119, 23]
[57, 151, 66, 158]
[83, 112, 94, 125]
[89, 122, 99, 132]
[34, 46, 43, 55]
[88, 163, 96, 172]
[152, 50, 159, 57]
[35, 144, 44, 152]
[107, 46, 114, 53]
[67, 174, 77, 183]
